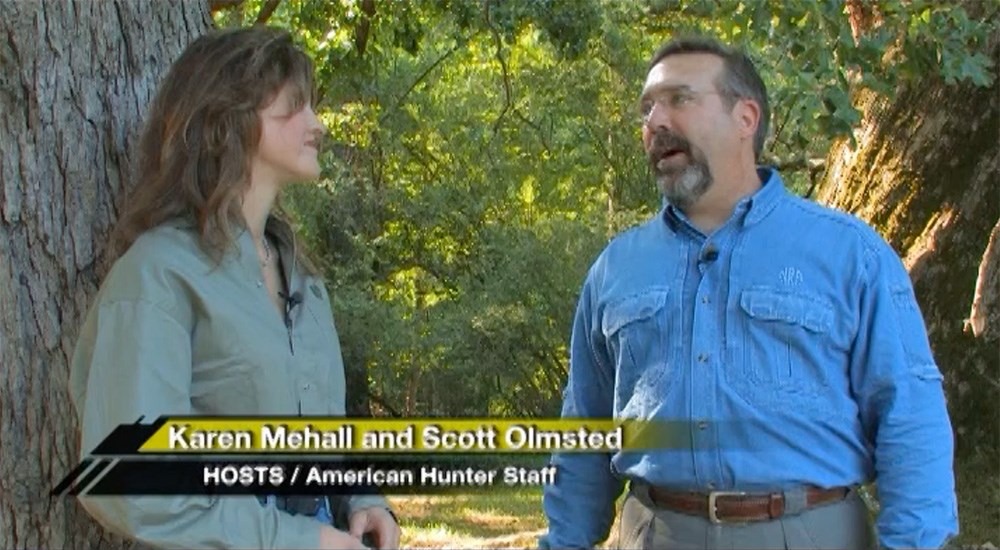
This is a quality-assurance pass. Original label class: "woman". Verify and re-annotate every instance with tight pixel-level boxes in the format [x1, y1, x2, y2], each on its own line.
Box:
[69, 27, 399, 549]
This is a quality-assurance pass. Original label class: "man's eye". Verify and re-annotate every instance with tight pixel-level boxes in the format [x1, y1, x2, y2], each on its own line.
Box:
[639, 101, 654, 117]
[670, 93, 693, 107]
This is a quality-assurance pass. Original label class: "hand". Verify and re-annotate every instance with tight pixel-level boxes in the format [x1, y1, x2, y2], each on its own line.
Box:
[318, 525, 368, 550]
[348, 506, 401, 549]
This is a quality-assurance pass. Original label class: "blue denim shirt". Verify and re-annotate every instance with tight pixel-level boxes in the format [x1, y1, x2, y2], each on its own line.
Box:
[541, 169, 957, 549]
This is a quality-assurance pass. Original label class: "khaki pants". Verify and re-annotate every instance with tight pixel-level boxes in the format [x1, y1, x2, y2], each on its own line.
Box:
[619, 483, 877, 549]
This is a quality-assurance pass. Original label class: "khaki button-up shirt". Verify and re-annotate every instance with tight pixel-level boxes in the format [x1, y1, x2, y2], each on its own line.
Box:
[70, 218, 387, 549]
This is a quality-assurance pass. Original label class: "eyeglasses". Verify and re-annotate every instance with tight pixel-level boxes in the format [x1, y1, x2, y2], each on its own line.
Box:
[637, 88, 723, 124]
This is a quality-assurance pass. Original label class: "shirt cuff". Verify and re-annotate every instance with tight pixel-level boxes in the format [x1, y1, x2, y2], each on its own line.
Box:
[345, 494, 394, 519]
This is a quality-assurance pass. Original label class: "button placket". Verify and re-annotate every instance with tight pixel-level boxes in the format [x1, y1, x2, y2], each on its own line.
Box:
[294, 358, 322, 413]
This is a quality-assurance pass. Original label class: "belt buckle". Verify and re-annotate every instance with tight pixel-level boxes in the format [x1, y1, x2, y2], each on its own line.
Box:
[707, 491, 746, 524]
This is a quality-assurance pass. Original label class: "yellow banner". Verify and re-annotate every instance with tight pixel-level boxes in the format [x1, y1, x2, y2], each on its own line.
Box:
[140, 418, 645, 453]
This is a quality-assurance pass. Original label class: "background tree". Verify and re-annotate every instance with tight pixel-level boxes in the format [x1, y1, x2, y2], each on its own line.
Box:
[815, 4, 999, 535]
[0, 1, 209, 547]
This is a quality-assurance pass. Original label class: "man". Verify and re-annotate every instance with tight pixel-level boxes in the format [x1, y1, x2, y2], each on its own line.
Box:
[541, 37, 957, 549]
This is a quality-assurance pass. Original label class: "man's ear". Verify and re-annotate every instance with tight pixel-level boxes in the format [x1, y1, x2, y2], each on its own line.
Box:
[734, 98, 760, 141]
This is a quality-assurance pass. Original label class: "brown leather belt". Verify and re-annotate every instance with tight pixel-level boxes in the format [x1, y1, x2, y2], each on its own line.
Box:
[647, 486, 849, 524]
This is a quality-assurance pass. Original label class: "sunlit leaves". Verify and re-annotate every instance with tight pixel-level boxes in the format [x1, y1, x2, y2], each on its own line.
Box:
[215, 0, 995, 416]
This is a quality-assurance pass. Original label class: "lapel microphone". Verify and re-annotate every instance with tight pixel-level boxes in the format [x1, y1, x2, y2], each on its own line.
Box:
[700, 245, 719, 264]
[279, 291, 303, 320]
[279, 290, 303, 355]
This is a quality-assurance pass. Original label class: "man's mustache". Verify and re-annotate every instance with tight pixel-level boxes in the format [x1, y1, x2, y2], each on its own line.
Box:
[647, 130, 692, 161]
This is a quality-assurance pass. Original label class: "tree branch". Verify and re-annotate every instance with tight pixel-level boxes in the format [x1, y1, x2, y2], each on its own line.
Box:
[771, 157, 825, 173]
[769, 99, 795, 153]
[533, 348, 567, 393]
[209, 0, 245, 13]
[513, 108, 551, 155]
[365, 386, 402, 417]
[354, 0, 376, 57]
[399, 141, 442, 182]
[767, 157, 826, 198]
[966, 217, 1000, 339]
[254, 0, 280, 25]
[380, 43, 462, 124]
[485, 1, 512, 139]
[583, 122, 617, 170]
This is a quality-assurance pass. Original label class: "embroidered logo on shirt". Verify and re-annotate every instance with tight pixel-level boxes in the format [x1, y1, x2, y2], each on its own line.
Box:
[779, 267, 804, 286]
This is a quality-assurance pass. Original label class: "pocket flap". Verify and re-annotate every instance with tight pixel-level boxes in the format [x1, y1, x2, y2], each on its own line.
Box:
[910, 362, 944, 381]
[602, 289, 669, 337]
[739, 288, 833, 333]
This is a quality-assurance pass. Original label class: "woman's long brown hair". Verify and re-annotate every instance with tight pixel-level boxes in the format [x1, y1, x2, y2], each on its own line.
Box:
[111, 27, 316, 271]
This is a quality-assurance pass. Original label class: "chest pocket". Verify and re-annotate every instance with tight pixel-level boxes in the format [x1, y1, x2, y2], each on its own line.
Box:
[741, 289, 833, 333]
[736, 287, 834, 408]
[602, 289, 676, 416]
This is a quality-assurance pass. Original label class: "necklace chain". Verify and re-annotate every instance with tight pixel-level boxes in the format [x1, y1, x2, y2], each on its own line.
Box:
[261, 236, 272, 266]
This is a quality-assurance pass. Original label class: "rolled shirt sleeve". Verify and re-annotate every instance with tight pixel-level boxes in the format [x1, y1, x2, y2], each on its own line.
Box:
[541, 275, 625, 548]
[71, 300, 325, 549]
[849, 241, 959, 548]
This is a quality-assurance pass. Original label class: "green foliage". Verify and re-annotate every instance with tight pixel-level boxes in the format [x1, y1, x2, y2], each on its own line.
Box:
[214, 0, 995, 417]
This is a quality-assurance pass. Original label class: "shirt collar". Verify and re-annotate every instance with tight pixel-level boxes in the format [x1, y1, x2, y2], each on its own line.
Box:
[661, 202, 697, 237]
[742, 166, 786, 227]
[163, 214, 302, 286]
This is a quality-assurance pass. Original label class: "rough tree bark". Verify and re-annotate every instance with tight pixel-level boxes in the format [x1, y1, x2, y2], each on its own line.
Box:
[0, 1, 209, 547]
[815, 29, 999, 459]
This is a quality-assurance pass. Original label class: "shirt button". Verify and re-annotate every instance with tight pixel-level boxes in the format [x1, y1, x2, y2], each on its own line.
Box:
[707, 482, 716, 490]
[701, 295, 710, 304]
[697, 421, 708, 430]
[256, 280, 263, 288]
[697, 353, 709, 363]
[302, 383, 311, 391]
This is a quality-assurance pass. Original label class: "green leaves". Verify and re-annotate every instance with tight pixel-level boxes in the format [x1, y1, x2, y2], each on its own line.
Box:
[900, 3, 996, 87]
[819, 86, 861, 144]
[214, 0, 996, 416]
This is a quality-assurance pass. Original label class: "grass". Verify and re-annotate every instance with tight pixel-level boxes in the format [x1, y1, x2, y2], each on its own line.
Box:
[389, 481, 627, 549]
[390, 488, 550, 549]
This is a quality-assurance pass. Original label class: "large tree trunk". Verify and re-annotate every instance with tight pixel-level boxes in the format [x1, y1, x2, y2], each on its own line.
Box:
[815, 32, 999, 460]
[0, 2, 209, 547]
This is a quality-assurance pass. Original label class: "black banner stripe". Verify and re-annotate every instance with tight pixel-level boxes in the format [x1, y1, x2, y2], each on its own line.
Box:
[90, 416, 169, 455]
[82, 456, 554, 496]
[50, 458, 94, 496]
[68, 459, 113, 496]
